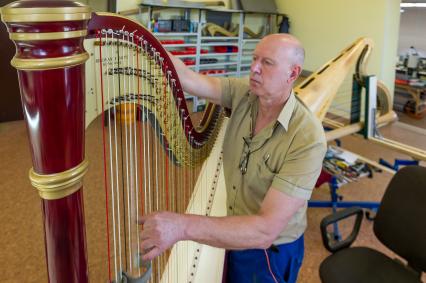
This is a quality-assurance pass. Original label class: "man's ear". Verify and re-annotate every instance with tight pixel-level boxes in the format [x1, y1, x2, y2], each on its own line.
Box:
[287, 65, 302, 84]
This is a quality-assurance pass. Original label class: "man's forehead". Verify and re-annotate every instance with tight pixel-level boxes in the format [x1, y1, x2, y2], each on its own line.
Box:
[253, 44, 291, 61]
[253, 50, 275, 60]
[262, 34, 301, 46]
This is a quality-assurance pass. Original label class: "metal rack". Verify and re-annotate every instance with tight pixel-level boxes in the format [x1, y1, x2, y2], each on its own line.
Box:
[138, 1, 283, 77]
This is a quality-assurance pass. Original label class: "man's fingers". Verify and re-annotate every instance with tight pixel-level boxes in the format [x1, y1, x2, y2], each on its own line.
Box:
[139, 233, 149, 241]
[140, 238, 156, 251]
[138, 215, 147, 225]
[139, 228, 152, 240]
[142, 246, 161, 261]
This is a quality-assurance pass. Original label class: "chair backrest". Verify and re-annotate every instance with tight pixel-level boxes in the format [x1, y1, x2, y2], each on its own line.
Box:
[373, 165, 426, 272]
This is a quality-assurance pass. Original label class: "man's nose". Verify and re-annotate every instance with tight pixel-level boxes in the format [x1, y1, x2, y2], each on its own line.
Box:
[251, 61, 261, 74]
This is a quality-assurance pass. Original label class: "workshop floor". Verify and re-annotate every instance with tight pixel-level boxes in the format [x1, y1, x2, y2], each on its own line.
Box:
[397, 110, 426, 130]
[0, 117, 425, 283]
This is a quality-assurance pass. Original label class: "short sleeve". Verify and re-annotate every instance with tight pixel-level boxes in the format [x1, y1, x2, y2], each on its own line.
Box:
[272, 138, 327, 200]
[219, 77, 250, 109]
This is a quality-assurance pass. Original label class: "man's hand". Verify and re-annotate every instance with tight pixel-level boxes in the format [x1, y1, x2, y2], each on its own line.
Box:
[139, 212, 186, 261]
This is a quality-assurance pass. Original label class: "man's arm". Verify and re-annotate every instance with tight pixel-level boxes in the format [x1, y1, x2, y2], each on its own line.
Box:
[168, 52, 223, 105]
[139, 187, 305, 260]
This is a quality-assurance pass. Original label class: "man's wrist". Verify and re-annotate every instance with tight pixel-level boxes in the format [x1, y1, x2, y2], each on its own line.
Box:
[177, 213, 191, 241]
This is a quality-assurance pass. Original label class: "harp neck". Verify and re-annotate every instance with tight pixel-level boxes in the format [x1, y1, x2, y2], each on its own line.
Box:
[295, 37, 373, 121]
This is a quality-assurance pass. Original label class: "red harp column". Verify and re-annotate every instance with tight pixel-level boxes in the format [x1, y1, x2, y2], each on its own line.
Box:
[1, 1, 91, 282]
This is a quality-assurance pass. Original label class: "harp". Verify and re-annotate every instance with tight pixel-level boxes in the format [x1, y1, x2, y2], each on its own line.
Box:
[1, 1, 403, 282]
[1, 1, 226, 282]
[295, 37, 396, 140]
[296, 37, 426, 161]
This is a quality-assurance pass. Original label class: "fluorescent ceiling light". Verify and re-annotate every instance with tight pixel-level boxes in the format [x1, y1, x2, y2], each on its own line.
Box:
[400, 3, 426, 8]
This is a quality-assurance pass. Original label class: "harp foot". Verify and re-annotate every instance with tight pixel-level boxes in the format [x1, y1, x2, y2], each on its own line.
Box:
[110, 261, 152, 283]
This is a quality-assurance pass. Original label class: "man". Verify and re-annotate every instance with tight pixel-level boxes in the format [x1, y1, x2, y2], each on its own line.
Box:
[140, 34, 327, 283]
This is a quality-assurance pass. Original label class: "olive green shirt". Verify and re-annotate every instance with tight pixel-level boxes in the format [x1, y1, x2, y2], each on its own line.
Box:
[220, 77, 327, 245]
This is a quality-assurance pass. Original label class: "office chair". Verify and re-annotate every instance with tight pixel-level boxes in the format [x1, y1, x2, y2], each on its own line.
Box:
[319, 165, 426, 283]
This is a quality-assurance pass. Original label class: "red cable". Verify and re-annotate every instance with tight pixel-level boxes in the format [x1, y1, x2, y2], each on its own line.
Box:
[264, 249, 279, 283]
[165, 147, 169, 210]
[98, 31, 112, 281]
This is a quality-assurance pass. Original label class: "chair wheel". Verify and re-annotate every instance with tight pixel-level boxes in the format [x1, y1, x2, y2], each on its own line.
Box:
[365, 210, 376, 220]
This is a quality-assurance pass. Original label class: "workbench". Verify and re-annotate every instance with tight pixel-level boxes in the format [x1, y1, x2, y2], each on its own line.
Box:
[394, 82, 426, 118]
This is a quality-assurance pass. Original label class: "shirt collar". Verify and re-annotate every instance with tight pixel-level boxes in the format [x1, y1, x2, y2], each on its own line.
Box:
[277, 91, 296, 131]
[248, 90, 296, 132]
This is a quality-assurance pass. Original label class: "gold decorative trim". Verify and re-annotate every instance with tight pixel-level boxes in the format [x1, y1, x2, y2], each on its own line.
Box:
[10, 30, 87, 41]
[12, 52, 89, 70]
[1, 6, 90, 15]
[1, 12, 91, 22]
[29, 159, 89, 200]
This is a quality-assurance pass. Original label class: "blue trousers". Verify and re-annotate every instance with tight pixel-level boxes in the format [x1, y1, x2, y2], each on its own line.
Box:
[225, 235, 304, 283]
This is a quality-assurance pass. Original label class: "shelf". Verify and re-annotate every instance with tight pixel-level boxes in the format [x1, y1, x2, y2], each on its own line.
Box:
[174, 53, 239, 58]
[139, 2, 278, 79]
[201, 42, 239, 47]
[163, 42, 239, 47]
[208, 71, 238, 77]
[154, 32, 197, 37]
[200, 52, 238, 57]
[201, 36, 239, 41]
[243, 39, 261, 43]
[175, 54, 197, 58]
[162, 43, 197, 47]
[199, 62, 238, 68]
[140, 1, 205, 9]
[139, 2, 284, 15]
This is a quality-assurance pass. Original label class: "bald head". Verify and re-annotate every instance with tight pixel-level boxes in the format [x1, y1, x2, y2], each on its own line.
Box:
[250, 33, 305, 97]
[259, 34, 305, 67]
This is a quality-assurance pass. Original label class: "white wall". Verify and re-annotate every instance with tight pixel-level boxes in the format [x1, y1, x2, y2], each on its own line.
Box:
[276, 0, 401, 93]
[117, 0, 141, 12]
[79, 0, 108, 12]
[113, 0, 401, 93]
[398, 8, 426, 57]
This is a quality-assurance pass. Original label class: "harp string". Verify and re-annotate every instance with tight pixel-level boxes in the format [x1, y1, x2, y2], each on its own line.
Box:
[130, 32, 137, 276]
[319, 63, 366, 126]
[123, 31, 132, 274]
[131, 32, 142, 278]
[98, 31, 113, 283]
[154, 46, 161, 282]
[117, 30, 128, 273]
[141, 37, 151, 280]
[103, 29, 120, 282]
